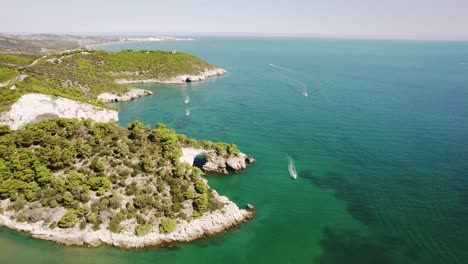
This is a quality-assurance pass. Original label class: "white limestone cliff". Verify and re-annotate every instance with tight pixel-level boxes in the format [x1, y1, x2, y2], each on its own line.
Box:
[0, 93, 118, 130]
[97, 88, 153, 102]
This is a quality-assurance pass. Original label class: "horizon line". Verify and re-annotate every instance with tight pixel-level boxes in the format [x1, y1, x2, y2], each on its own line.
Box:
[2, 31, 468, 42]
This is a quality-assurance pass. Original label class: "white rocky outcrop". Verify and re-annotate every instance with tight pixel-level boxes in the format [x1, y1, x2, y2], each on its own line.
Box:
[98, 88, 153, 102]
[0, 191, 253, 249]
[180, 147, 253, 175]
[0, 93, 118, 130]
[115, 68, 227, 84]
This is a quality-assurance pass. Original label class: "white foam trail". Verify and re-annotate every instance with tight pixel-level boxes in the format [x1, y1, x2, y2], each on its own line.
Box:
[270, 63, 312, 96]
[184, 96, 190, 104]
[288, 157, 298, 180]
[268, 63, 296, 73]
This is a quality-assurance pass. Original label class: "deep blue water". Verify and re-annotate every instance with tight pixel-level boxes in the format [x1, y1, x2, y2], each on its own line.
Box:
[1, 37, 468, 263]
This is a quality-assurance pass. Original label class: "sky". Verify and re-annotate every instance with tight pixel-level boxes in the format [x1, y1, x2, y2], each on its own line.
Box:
[1, 0, 468, 40]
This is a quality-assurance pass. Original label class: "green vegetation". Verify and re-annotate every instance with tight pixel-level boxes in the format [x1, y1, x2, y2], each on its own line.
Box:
[0, 53, 39, 68]
[0, 49, 218, 112]
[0, 67, 18, 83]
[159, 218, 177, 233]
[0, 118, 239, 234]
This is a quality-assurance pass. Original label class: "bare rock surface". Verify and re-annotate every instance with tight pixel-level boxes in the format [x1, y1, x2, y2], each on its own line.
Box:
[115, 68, 227, 84]
[98, 88, 153, 102]
[180, 148, 250, 175]
[0, 93, 118, 130]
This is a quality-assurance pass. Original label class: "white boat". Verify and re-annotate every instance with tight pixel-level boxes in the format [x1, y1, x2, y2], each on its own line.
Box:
[288, 158, 297, 179]
[185, 109, 190, 116]
[184, 96, 190, 104]
[304, 91, 308, 97]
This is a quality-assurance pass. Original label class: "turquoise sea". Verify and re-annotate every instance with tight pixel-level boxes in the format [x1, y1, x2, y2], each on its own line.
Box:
[1, 38, 468, 263]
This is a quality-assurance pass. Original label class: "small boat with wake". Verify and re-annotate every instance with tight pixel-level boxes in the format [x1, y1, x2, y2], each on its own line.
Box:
[288, 158, 297, 179]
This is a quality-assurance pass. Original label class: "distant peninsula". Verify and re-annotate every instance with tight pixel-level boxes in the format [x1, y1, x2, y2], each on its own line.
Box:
[0, 49, 226, 129]
[0, 37, 254, 248]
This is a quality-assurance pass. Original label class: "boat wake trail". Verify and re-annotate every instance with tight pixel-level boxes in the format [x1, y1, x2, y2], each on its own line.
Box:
[288, 157, 298, 180]
[268, 63, 297, 73]
[269, 63, 310, 97]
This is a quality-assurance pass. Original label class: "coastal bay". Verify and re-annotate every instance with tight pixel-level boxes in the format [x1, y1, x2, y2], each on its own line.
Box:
[0, 37, 467, 264]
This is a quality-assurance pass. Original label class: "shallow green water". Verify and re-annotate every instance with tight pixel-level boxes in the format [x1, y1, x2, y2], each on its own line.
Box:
[1, 38, 468, 263]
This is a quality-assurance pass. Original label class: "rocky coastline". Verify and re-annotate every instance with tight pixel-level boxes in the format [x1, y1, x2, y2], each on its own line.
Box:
[115, 68, 227, 84]
[0, 52, 255, 249]
[180, 148, 256, 175]
[97, 88, 153, 102]
[0, 191, 253, 249]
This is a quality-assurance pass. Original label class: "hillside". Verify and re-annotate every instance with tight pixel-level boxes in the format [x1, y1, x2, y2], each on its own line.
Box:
[0, 49, 221, 112]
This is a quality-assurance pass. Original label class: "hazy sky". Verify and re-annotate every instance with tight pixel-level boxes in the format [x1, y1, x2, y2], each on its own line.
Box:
[2, 0, 468, 40]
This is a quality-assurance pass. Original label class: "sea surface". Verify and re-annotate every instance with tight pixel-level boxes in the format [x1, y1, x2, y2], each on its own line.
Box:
[1, 38, 468, 264]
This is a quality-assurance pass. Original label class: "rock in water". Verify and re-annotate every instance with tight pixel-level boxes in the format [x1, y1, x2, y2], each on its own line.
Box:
[246, 157, 256, 164]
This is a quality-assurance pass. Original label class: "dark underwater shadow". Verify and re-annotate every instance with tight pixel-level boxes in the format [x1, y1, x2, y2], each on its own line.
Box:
[315, 227, 419, 264]
[300, 170, 377, 226]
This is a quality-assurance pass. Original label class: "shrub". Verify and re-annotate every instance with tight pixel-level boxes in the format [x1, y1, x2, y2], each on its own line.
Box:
[159, 218, 177, 233]
[184, 189, 196, 200]
[90, 158, 105, 173]
[194, 179, 207, 194]
[135, 224, 152, 236]
[58, 209, 78, 228]
[193, 193, 208, 213]
[87, 176, 111, 191]
[12, 199, 27, 211]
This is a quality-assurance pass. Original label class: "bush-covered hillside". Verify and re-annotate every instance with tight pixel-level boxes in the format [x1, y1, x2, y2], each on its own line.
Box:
[0, 49, 218, 112]
[0, 118, 240, 235]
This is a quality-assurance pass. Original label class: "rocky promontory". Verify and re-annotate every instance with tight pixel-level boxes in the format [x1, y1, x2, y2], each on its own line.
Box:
[180, 148, 255, 175]
[98, 88, 153, 102]
[0, 190, 253, 249]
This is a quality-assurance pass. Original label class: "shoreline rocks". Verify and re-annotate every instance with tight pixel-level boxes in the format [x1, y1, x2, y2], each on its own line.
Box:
[114, 68, 227, 84]
[180, 148, 253, 175]
[98, 88, 153, 102]
[0, 191, 253, 249]
[0, 93, 118, 130]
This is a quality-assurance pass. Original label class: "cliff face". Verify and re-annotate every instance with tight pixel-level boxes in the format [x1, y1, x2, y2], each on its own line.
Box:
[0, 93, 118, 130]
